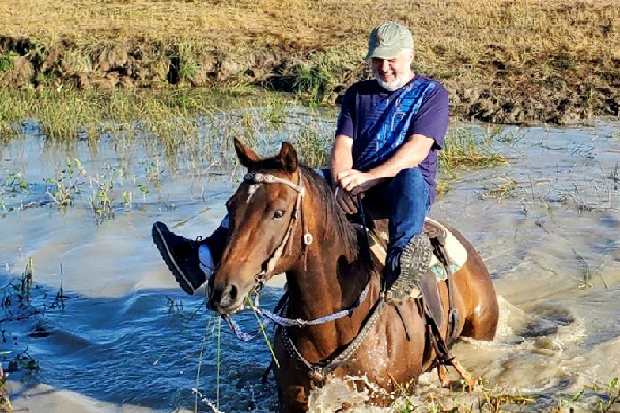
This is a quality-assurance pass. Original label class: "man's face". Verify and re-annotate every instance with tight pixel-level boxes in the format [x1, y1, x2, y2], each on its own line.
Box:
[370, 50, 413, 91]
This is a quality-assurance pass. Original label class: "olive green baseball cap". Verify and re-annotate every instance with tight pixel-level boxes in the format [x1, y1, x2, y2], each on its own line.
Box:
[366, 22, 414, 60]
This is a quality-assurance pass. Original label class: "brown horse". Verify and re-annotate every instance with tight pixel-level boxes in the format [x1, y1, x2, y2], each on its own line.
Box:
[208, 139, 499, 412]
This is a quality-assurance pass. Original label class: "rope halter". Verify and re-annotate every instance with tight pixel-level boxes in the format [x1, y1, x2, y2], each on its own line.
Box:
[243, 171, 314, 295]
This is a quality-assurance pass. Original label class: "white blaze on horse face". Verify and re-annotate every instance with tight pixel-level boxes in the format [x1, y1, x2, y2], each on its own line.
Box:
[246, 184, 259, 203]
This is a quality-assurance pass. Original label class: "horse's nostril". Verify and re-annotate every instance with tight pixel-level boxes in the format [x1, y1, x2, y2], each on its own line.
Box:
[211, 283, 240, 309]
[229, 284, 238, 302]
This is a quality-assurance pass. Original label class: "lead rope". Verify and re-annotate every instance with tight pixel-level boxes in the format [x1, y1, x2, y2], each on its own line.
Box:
[281, 296, 386, 385]
[356, 194, 372, 257]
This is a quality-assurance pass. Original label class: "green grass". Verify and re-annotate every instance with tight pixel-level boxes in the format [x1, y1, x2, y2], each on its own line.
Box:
[293, 59, 334, 107]
[0, 52, 16, 73]
[440, 129, 509, 172]
[435, 127, 509, 196]
[0, 87, 298, 138]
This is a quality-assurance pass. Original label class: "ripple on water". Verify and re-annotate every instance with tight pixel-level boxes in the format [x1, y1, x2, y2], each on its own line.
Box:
[519, 305, 575, 338]
[3, 121, 620, 412]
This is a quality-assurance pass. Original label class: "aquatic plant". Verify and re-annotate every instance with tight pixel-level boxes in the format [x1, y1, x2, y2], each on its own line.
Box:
[0, 365, 10, 412]
[0, 88, 298, 138]
[479, 177, 521, 202]
[558, 377, 620, 412]
[295, 126, 330, 168]
[440, 129, 508, 171]
[264, 96, 288, 125]
[20, 258, 34, 306]
[608, 163, 619, 191]
[293, 58, 334, 107]
[0, 258, 59, 389]
[44, 158, 86, 206]
[3, 172, 28, 193]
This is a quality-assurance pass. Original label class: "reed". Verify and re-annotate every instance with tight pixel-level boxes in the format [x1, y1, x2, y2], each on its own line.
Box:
[0, 88, 296, 138]
[440, 129, 508, 171]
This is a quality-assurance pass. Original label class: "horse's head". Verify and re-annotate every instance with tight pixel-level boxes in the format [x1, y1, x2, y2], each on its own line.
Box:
[208, 139, 309, 314]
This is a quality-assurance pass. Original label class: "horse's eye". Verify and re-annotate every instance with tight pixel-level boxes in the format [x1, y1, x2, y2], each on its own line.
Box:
[273, 210, 285, 220]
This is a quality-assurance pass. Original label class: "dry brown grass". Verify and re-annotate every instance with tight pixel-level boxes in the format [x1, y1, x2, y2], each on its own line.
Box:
[1, 0, 618, 61]
[1, 0, 619, 124]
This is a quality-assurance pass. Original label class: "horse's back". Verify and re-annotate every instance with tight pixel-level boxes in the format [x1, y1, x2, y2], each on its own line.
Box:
[367, 217, 499, 340]
[444, 224, 499, 341]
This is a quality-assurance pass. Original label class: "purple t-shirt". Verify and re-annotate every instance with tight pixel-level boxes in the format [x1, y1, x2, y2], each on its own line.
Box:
[335, 74, 449, 204]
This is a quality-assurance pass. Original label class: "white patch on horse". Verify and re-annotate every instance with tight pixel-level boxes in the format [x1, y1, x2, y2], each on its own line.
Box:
[246, 184, 259, 203]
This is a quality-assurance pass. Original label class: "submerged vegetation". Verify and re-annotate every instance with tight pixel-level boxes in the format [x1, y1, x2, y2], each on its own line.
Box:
[1, 109, 509, 220]
[439, 129, 508, 171]
[0, 87, 289, 137]
[389, 375, 620, 412]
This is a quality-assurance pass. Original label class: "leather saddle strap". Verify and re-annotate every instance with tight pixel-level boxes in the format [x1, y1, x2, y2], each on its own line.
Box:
[430, 238, 460, 342]
[419, 270, 444, 331]
[446, 263, 460, 342]
[424, 309, 454, 365]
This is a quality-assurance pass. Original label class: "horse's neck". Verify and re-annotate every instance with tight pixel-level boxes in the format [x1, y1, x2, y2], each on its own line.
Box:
[284, 228, 379, 361]
[287, 246, 369, 318]
[286, 221, 376, 323]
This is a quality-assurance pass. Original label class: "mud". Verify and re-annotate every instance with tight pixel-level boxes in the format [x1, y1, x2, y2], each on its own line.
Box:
[1, 35, 619, 125]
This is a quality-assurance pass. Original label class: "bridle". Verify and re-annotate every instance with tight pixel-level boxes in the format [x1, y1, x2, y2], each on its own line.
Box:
[223, 168, 379, 384]
[243, 170, 313, 296]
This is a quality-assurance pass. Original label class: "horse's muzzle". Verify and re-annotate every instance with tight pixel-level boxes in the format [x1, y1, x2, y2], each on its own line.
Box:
[208, 282, 244, 314]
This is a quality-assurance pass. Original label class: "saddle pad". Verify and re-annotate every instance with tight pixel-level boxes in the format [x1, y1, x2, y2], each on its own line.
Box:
[366, 218, 468, 281]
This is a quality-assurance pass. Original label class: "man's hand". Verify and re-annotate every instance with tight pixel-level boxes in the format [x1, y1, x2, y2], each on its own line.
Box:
[334, 187, 358, 214]
[336, 169, 382, 196]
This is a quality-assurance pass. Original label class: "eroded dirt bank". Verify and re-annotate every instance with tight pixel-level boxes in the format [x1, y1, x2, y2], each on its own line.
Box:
[1, 0, 619, 124]
[2, 35, 618, 125]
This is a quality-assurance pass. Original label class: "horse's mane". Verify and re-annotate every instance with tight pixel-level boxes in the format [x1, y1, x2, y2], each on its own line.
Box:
[247, 156, 366, 264]
[298, 165, 361, 262]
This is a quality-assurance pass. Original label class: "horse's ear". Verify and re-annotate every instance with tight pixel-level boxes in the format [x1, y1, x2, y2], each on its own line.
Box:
[278, 142, 298, 172]
[234, 138, 261, 168]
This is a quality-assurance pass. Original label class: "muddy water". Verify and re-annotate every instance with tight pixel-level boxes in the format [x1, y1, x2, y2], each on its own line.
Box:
[0, 117, 619, 413]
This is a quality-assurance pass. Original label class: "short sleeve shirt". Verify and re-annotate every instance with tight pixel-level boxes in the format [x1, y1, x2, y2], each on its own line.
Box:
[335, 74, 449, 204]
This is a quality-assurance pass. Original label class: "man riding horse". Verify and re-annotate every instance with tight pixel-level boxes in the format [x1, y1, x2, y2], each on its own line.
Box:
[152, 21, 448, 309]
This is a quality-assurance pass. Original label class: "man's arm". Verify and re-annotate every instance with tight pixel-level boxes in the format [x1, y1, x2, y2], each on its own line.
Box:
[330, 135, 354, 187]
[330, 135, 358, 214]
[367, 133, 434, 179]
[337, 133, 434, 196]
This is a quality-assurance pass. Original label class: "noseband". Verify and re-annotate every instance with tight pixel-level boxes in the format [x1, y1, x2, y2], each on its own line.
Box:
[243, 171, 313, 296]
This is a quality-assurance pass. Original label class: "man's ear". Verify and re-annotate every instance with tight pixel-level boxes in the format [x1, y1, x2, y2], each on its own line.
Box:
[234, 138, 261, 168]
[278, 142, 298, 172]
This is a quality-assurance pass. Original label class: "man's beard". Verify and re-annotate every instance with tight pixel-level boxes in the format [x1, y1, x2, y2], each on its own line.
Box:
[374, 70, 411, 91]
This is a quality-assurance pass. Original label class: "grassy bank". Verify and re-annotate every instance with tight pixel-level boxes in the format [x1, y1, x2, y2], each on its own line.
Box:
[0, 86, 291, 137]
[1, 0, 619, 127]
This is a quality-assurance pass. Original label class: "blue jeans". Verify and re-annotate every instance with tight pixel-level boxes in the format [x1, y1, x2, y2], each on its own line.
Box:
[318, 166, 430, 254]
[365, 168, 430, 252]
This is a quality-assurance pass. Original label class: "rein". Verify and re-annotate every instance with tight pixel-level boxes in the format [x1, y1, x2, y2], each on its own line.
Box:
[222, 170, 384, 384]
[222, 278, 372, 341]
